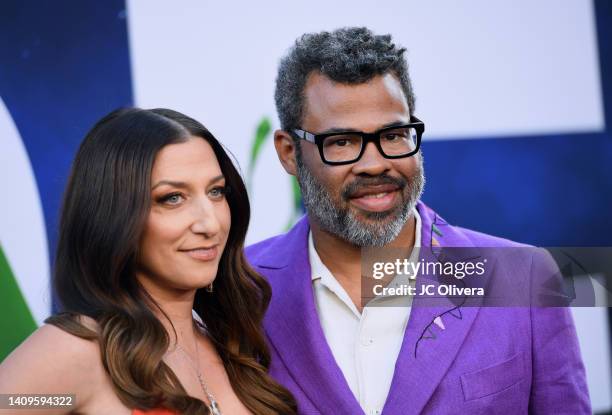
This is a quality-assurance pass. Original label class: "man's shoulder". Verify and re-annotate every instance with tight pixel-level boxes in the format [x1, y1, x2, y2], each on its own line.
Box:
[449, 224, 557, 287]
[452, 225, 530, 248]
[417, 201, 530, 249]
[447, 225, 543, 271]
[246, 233, 290, 261]
[245, 215, 310, 267]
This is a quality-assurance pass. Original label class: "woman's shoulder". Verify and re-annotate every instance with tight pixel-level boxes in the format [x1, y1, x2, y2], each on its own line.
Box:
[22, 315, 99, 357]
[36, 320, 100, 355]
[2, 322, 99, 366]
[0, 319, 104, 404]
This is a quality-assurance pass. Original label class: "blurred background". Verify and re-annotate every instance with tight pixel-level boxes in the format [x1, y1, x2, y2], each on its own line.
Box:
[1, 0, 611, 412]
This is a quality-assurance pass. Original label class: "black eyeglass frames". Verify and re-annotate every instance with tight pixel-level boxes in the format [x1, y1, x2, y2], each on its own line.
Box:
[292, 116, 424, 165]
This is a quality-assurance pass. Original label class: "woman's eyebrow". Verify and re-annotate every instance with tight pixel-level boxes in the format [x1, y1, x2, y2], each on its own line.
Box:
[151, 180, 188, 190]
[152, 175, 225, 190]
[209, 174, 225, 185]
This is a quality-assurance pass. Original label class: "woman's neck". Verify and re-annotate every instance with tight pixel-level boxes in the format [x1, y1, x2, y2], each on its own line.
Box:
[135, 273, 201, 352]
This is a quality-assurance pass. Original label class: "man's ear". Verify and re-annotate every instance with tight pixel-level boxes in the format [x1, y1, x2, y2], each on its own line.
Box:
[274, 129, 298, 176]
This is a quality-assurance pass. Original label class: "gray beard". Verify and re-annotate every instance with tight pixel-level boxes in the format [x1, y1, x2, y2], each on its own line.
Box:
[295, 153, 425, 247]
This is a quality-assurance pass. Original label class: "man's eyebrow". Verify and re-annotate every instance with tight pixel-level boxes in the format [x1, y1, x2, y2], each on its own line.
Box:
[317, 121, 408, 135]
[151, 175, 225, 190]
[317, 126, 362, 135]
[380, 120, 409, 129]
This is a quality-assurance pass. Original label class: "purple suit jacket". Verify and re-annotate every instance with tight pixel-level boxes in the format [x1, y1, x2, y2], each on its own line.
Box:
[245, 201, 590, 414]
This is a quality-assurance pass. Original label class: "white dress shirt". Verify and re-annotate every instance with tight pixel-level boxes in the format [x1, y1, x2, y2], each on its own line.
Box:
[309, 209, 422, 415]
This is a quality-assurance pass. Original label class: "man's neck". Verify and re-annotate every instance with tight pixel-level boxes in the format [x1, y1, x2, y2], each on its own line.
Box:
[310, 214, 416, 311]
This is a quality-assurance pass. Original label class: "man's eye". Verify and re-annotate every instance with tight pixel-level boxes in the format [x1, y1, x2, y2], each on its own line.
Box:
[334, 139, 349, 147]
[327, 136, 359, 147]
[383, 134, 398, 141]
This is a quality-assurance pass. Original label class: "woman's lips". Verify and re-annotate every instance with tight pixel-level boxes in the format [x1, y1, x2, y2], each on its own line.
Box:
[181, 246, 218, 261]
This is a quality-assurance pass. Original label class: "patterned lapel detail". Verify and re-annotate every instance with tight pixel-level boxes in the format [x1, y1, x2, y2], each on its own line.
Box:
[381, 202, 494, 415]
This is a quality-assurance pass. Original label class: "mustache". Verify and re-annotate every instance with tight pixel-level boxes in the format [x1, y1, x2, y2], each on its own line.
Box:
[341, 174, 408, 199]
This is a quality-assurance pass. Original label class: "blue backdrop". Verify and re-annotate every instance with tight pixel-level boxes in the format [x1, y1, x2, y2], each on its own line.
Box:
[0, 0, 133, 268]
[421, 0, 612, 247]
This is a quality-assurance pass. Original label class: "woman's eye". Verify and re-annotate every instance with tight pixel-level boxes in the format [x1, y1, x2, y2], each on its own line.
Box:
[160, 193, 184, 205]
[209, 186, 228, 199]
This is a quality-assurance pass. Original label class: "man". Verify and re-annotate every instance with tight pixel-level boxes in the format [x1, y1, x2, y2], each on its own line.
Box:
[246, 27, 590, 414]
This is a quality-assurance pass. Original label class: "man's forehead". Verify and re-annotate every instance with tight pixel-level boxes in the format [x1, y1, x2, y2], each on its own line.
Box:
[302, 72, 410, 131]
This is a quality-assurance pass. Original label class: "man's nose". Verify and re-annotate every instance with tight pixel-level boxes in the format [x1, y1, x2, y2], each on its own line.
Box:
[351, 142, 392, 176]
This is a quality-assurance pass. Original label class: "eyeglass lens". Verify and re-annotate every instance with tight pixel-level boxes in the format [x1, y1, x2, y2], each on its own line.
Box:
[321, 127, 418, 162]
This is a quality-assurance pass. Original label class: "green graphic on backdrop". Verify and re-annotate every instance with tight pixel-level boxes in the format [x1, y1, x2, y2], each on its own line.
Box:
[247, 117, 272, 188]
[247, 117, 303, 230]
[0, 244, 37, 361]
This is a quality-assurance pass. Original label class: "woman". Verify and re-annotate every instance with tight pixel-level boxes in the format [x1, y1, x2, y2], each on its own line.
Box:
[0, 108, 297, 414]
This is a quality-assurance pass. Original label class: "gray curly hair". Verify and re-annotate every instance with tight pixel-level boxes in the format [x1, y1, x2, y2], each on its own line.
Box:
[274, 27, 416, 132]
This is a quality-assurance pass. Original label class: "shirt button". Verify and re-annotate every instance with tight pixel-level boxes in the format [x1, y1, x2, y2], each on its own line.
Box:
[360, 337, 374, 346]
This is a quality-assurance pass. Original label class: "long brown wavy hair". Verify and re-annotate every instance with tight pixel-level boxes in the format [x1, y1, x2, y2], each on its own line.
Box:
[45, 108, 297, 414]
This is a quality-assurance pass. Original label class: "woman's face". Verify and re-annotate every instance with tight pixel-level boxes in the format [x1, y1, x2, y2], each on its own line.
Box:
[137, 137, 231, 294]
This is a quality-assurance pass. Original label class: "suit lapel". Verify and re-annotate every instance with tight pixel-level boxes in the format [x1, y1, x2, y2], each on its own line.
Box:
[382, 202, 491, 414]
[257, 217, 363, 415]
